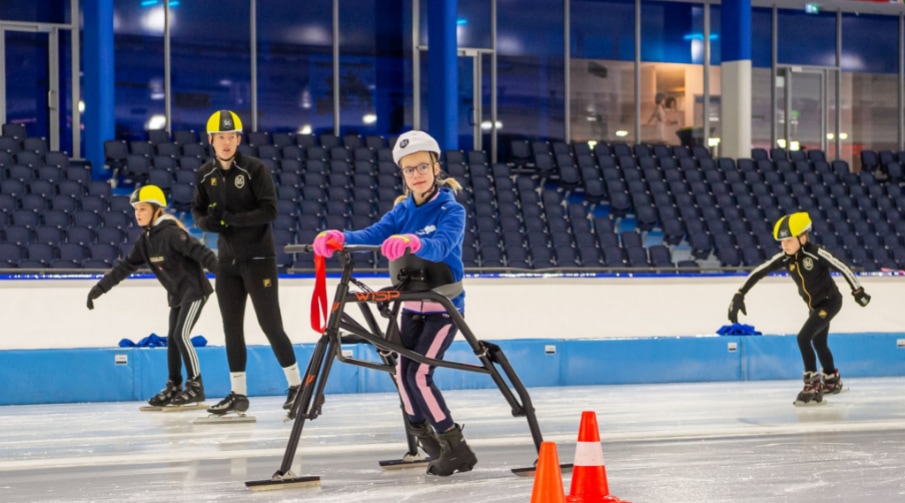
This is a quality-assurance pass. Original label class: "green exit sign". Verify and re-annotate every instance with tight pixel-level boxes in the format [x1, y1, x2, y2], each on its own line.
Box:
[805, 3, 819, 14]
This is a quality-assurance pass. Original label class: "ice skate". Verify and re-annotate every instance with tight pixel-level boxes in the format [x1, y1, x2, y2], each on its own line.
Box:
[193, 392, 256, 424]
[821, 369, 846, 395]
[427, 424, 477, 476]
[283, 385, 300, 411]
[380, 419, 439, 470]
[164, 376, 208, 411]
[793, 371, 825, 406]
[139, 380, 181, 411]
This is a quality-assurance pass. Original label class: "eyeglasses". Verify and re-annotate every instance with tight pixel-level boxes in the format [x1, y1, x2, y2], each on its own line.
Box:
[401, 163, 432, 177]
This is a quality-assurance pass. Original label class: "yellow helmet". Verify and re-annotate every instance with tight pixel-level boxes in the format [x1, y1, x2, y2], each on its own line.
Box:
[773, 212, 812, 240]
[206, 110, 243, 135]
[130, 185, 168, 208]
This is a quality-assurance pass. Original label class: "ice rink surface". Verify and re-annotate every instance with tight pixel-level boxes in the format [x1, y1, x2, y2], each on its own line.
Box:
[3, 378, 905, 502]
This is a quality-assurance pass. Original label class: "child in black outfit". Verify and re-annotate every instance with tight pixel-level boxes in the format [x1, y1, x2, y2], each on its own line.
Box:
[87, 185, 218, 407]
[728, 212, 871, 405]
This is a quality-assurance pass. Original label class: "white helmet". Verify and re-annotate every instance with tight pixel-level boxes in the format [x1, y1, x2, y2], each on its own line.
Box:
[392, 130, 441, 165]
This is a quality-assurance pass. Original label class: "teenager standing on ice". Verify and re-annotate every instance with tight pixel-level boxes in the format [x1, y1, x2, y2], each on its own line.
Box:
[192, 110, 302, 416]
[312, 130, 477, 476]
[727, 212, 871, 405]
[87, 185, 217, 407]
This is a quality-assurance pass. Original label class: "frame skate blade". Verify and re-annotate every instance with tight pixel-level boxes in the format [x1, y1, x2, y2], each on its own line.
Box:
[192, 414, 257, 424]
[511, 463, 573, 477]
[139, 406, 164, 412]
[245, 475, 321, 491]
[160, 403, 209, 412]
[379, 457, 430, 470]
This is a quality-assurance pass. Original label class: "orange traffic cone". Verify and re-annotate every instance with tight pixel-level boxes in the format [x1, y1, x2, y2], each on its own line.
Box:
[567, 411, 631, 503]
[530, 441, 566, 503]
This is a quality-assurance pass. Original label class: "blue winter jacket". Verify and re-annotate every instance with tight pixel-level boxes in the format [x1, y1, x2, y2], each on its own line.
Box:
[343, 187, 466, 311]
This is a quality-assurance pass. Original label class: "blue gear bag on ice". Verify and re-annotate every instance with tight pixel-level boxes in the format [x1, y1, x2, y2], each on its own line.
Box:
[717, 323, 762, 336]
[118, 334, 208, 347]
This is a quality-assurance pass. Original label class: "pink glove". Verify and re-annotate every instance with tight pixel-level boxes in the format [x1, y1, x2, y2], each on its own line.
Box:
[313, 230, 345, 258]
[381, 234, 422, 261]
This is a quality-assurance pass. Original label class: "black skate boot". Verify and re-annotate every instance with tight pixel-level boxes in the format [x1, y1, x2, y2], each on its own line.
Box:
[793, 371, 824, 406]
[282, 385, 300, 411]
[170, 376, 205, 406]
[821, 369, 844, 395]
[147, 380, 181, 407]
[427, 424, 477, 476]
[207, 392, 250, 415]
[406, 419, 442, 460]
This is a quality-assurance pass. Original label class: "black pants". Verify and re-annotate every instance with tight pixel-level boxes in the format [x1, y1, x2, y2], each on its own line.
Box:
[395, 312, 458, 433]
[797, 295, 843, 373]
[216, 257, 297, 373]
[166, 296, 206, 382]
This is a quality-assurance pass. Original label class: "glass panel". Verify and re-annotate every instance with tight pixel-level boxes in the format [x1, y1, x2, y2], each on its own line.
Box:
[571, 0, 635, 61]
[418, 0, 491, 49]
[0, 0, 68, 24]
[788, 71, 824, 152]
[751, 7, 773, 69]
[570, 60, 635, 143]
[841, 72, 897, 170]
[640, 1, 702, 65]
[169, 0, 251, 134]
[570, 0, 635, 143]
[498, 0, 565, 141]
[457, 0, 492, 49]
[257, 0, 333, 135]
[841, 13, 898, 170]
[457, 56, 476, 150]
[777, 9, 836, 66]
[112, 2, 165, 139]
[751, 67, 773, 151]
[640, 2, 704, 146]
[4, 31, 50, 138]
[640, 63, 693, 146]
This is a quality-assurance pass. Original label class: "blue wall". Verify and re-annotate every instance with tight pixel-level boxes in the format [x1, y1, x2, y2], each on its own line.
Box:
[2, 333, 904, 406]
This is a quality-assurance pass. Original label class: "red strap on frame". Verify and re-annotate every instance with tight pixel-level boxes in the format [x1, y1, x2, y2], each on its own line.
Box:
[311, 239, 343, 333]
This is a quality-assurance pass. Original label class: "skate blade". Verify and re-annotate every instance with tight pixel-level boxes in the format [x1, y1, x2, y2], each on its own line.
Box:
[160, 403, 209, 412]
[379, 456, 431, 470]
[192, 413, 257, 424]
[139, 405, 164, 412]
[511, 463, 573, 477]
[246, 474, 320, 491]
[793, 399, 827, 407]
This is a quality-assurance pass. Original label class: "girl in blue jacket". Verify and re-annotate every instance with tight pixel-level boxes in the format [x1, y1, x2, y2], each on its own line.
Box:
[313, 130, 475, 476]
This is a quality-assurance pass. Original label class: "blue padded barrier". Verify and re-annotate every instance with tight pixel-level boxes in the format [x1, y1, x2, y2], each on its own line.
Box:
[1, 334, 903, 406]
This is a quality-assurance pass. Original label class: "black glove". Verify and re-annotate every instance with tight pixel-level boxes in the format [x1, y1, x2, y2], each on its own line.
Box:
[87, 285, 104, 310]
[853, 288, 871, 307]
[208, 202, 223, 222]
[728, 292, 746, 323]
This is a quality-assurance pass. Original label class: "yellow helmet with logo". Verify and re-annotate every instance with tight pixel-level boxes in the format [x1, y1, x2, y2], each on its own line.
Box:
[130, 185, 168, 208]
[773, 212, 812, 240]
[206, 110, 243, 135]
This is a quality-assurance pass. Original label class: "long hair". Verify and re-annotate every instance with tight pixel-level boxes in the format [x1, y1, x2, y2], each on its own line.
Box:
[394, 152, 462, 205]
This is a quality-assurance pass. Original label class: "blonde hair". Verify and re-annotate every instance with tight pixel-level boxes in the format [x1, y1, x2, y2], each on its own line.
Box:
[394, 153, 462, 205]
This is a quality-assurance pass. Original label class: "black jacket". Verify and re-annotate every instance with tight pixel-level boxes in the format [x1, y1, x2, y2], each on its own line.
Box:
[97, 217, 218, 307]
[739, 241, 862, 310]
[192, 153, 278, 263]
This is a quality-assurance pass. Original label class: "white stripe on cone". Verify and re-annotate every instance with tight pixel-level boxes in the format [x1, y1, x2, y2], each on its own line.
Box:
[573, 441, 605, 466]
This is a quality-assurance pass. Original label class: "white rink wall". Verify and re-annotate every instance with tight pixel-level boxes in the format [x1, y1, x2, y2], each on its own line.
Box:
[2, 274, 902, 350]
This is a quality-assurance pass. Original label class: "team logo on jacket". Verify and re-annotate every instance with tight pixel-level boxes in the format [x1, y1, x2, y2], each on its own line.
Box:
[818, 309, 827, 318]
[802, 257, 814, 271]
[789, 264, 796, 272]
[263, 278, 272, 288]
[235, 174, 246, 189]
[210, 178, 217, 186]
